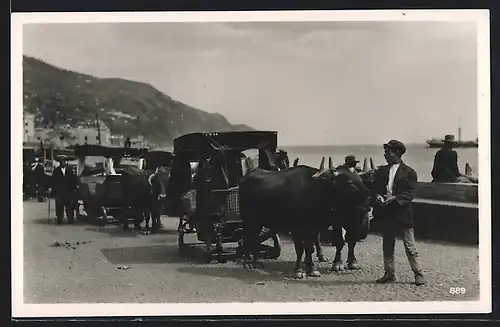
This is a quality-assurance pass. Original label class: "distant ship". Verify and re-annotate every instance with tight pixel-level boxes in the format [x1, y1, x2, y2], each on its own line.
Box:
[427, 126, 478, 148]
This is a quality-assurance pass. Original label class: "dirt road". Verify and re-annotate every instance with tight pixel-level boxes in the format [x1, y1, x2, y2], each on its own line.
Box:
[22, 199, 479, 303]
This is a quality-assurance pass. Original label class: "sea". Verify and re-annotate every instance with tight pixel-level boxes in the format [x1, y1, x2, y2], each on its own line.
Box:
[280, 144, 478, 182]
[87, 143, 478, 183]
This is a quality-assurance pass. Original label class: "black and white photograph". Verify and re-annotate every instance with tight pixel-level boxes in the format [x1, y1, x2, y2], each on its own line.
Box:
[12, 10, 491, 317]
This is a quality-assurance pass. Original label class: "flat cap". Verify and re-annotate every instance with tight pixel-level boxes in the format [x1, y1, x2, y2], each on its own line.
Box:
[345, 155, 359, 163]
[56, 154, 68, 161]
[383, 140, 406, 155]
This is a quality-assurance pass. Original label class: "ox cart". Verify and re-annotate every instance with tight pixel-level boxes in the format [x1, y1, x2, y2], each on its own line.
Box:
[165, 131, 282, 263]
[141, 150, 174, 174]
[74, 144, 151, 227]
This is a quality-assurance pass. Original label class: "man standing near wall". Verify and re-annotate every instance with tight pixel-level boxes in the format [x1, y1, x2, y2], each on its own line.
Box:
[370, 140, 426, 286]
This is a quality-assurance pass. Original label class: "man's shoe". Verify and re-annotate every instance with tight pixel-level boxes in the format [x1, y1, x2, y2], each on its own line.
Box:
[376, 274, 396, 284]
[415, 274, 426, 286]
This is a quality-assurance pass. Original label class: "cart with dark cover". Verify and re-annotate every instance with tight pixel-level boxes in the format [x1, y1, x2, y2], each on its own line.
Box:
[165, 131, 282, 263]
[74, 144, 150, 226]
[142, 150, 174, 173]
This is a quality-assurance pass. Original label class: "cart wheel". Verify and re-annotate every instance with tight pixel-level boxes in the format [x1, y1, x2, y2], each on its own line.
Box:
[97, 206, 108, 227]
[267, 234, 282, 259]
[76, 204, 84, 221]
[204, 240, 212, 263]
[235, 239, 244, 258]
[177, 217, 183, 233]
[178, 229, 186, 251]
[214, 223, 226, 264]
[77, 202, 88, 222]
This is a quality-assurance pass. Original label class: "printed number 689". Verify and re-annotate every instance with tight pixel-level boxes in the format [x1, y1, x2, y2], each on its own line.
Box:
[449, 287, 466, 294]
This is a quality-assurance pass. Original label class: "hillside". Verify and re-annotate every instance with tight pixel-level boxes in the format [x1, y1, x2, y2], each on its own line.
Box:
[22, 56, 253, 145]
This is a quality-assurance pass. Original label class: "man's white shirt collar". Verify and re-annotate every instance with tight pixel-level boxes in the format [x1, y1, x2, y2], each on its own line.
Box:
[386, 163, 401, 196]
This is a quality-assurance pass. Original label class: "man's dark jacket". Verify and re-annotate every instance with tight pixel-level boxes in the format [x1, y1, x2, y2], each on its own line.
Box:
[370, 162, 418, 228]
[32, 162, 46, 180]
[431, 148, 460, 183]
[51, 165, 79, 198]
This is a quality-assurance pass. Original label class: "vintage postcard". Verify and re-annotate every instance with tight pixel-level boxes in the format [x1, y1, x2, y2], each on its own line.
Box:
[11, 10, 491, 317]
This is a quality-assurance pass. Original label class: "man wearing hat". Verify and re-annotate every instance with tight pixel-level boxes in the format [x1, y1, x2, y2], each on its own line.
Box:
[327, 154, 370, 269]
[343, 155, 360, 173]
[370, 140, 425, 286]
[51, 155, 79, 224]
[147, 166, 168, 232]
[431, 134, 461, 183]
[31, 157, 46, 202]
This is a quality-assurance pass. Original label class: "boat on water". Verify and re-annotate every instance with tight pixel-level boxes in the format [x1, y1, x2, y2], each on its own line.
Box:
[426, 126, 478, 148]
[427, 139, 478, 148]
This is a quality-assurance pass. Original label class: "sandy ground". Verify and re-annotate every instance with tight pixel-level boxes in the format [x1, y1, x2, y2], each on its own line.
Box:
[22, 199, 479, 303]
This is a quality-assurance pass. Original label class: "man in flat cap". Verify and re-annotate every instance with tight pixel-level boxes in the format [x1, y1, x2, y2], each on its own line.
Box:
[431, 134, 461, 183]
[370, 140, 425, 286]
[343, 155, 360, 173]
[51, 155, 79, 224]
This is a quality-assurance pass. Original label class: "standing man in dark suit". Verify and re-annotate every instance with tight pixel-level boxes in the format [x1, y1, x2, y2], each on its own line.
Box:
[431, 134, 461, 183]
[31, 157, 46, 202]
[371, 140, 425, 286]
[148, 166, 168, 233]
[124, 137, 132, 148]
[51, 155, 79, 224]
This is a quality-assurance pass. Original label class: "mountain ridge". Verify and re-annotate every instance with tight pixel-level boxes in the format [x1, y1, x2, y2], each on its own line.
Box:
[22, 55, 253, 146]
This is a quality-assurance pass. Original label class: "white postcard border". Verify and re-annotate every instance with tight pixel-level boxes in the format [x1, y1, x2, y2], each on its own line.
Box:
[11, 9, 492, 317]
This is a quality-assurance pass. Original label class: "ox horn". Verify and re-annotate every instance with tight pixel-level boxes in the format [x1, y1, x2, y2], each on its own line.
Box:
[76, 155, 86, 176]
[362, 157, 369, 172]
[465, 162, 472, 176]
[293, 158, 299, 167]
[328, 157, 333, 170]
[319, 157, 326, 171]
[370, 157, 375, 170]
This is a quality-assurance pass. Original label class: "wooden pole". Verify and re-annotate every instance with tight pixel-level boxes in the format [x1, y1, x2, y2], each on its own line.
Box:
[95, 112, 102, 145]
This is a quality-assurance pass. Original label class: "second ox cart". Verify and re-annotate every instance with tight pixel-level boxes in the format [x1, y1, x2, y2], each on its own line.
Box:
[74, 144, 173, 227]
[165, 131, 283, 263]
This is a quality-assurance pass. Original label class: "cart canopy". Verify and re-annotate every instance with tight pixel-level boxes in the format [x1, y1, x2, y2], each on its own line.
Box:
[165, 131, 279, 217]
[173, 131, 278, 157]
[74, 144, 149, 158]
[141, 150, 174, 171]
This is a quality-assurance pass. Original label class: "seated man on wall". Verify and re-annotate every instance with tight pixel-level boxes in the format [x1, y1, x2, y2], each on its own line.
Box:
[431, 135, 461, 183]
[431, 135, 477, 183]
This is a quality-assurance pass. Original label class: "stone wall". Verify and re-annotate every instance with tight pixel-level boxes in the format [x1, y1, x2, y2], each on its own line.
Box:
[369, 199, 479, 245]
[415, 182, 478, 203]
[321, 182, 479, 246]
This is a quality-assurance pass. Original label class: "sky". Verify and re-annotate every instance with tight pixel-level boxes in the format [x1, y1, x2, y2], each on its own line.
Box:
[23, 21, 479, 146]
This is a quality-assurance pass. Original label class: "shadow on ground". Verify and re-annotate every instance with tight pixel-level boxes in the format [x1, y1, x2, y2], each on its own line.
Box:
[86, 226, 144, 238]
[30, 218, 88, 226]
[176, 263, 379, 286]
[100, 244, 216, 265]
[141, 228, 178, 235]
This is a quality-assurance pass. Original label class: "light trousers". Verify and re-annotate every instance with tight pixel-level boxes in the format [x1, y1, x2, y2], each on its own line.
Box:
[382, 222, 423, 276]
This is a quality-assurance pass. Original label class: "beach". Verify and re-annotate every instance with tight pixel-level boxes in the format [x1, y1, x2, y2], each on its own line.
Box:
[282, 144, 478, 182]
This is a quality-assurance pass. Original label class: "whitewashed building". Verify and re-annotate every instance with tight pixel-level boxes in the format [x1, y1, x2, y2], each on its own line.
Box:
[73, 123, 111, 146]
[23, 113, 35, 142]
